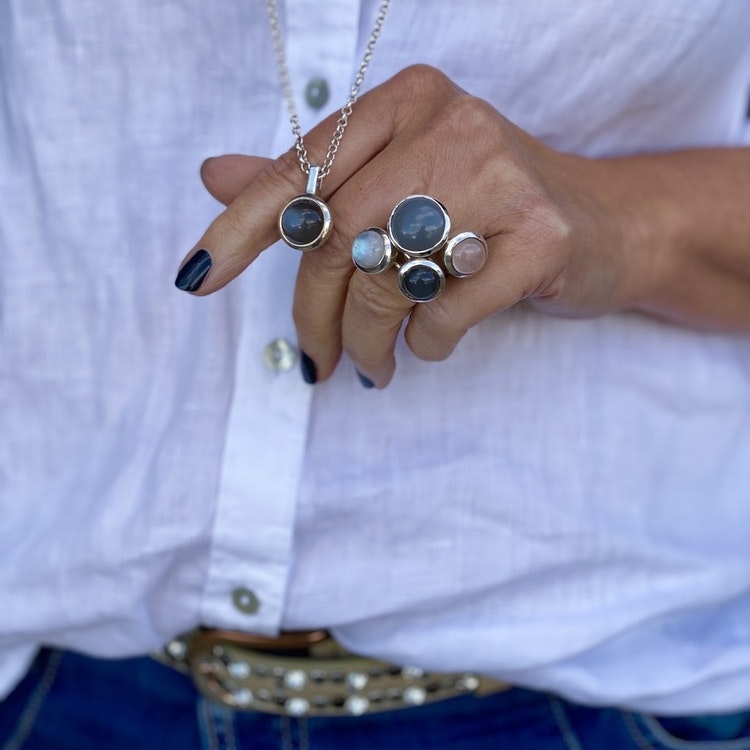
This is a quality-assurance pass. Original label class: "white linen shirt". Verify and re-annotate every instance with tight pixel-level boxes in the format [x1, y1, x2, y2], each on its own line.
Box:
[1, 0, 750, 713]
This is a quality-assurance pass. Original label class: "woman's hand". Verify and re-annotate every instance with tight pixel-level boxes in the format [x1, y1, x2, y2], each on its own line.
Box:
[177, 65, 750, 386]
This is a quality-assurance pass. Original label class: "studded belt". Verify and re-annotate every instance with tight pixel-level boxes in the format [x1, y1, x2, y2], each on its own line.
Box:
[155, 629, 510, 718]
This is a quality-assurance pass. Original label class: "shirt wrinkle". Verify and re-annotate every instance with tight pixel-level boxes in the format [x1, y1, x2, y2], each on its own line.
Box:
[2, 0, 750, 713]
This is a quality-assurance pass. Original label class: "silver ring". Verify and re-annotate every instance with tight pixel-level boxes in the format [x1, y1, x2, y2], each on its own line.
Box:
[351, 195, 486, 303]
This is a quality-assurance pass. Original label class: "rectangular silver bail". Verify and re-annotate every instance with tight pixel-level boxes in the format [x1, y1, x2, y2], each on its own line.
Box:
[306, 165, 321, 195]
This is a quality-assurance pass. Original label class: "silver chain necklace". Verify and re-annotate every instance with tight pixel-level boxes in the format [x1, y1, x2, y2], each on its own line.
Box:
[266, 0, 392, 251]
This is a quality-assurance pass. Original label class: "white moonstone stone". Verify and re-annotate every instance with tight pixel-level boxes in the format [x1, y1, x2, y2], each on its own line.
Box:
[451, 237, 486, 276]
[352, 229, 386, 270]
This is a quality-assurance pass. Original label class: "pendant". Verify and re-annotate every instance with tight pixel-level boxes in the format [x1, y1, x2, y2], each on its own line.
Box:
[278, 166, 332, 251]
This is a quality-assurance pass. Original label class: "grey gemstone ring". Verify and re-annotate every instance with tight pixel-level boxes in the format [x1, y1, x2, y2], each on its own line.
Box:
[352, 195, 487, 303]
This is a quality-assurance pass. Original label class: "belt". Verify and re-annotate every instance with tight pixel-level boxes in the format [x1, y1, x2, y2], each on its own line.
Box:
[155, 629, 510, 718]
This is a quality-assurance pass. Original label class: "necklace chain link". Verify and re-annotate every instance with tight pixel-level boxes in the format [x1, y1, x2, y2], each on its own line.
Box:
[266, 0, 392, 189]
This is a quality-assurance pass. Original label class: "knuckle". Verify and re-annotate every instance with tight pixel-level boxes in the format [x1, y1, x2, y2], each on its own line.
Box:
[343, 280, 405, 369]
[218, 202, 255, 246]
[442, 94, 498, 138]
[405, 299, 464, 362]
[523, 195, 573, 264]
[266, 149, 306, 198]
[303, 236, 353, 286]
[397, 64, 452, 93]
[352, 278, 402, 330]
[426, 95, 504, 163]
[388, 64, 456, 110]
[320, 230, 359, 272]
[513, 193, 573, 300]
[422, 95, 506, 186]
[525, 194, 573, 245]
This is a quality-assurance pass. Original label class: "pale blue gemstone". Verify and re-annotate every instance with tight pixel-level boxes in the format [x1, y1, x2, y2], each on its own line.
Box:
[352, 229, 387, 271]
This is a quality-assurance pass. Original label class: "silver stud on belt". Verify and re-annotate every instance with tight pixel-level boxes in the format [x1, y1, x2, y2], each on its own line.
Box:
[155, 629, 508, 717]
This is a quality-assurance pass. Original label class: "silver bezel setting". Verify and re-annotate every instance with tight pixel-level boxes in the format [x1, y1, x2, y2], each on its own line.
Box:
[278, 193, 333, 252]
[352, 227, 396, 274]
[443, 231, 488, 278]
[387, 195, 451, 258]
[397, 259, 446, 303]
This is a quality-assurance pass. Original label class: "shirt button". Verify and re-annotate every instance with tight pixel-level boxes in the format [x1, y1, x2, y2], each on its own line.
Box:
[263, 338, 298, 373]
[304, 77, 330, 110]
[232, 587, 260, 615]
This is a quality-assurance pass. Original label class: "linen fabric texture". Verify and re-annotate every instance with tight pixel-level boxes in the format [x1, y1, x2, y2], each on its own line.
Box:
[1, 0, 749, 713]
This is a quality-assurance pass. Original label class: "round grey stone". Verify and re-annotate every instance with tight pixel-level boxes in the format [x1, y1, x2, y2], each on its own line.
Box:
[281, 198, 325, 245]
[389, 196, 448, 254]
[403, 264, 442, 301]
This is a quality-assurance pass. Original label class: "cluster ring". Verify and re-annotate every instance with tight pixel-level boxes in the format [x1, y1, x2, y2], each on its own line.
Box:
[351, 195, 487, 302]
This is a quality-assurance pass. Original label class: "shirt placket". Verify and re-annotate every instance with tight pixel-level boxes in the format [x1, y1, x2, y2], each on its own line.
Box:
[199, 0, 360, 635]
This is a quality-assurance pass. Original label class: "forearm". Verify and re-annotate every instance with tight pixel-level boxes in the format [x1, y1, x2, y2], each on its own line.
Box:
[592, 147, 750, 332]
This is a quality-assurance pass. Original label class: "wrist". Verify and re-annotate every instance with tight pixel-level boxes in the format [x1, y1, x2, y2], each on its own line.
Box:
[600, 148, 750, 330]
[538, 148, 677, 317]
[594, 153, 687, 314]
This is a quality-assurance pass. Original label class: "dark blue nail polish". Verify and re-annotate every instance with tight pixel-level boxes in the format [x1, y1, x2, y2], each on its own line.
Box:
[356, 370, 375, 389]
[175, 249, 212, 292]
[300, 351, 317, 385]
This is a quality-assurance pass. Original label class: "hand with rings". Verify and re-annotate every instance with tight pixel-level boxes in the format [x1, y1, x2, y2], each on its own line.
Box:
[352, 196, 487, 303]
[176, 64, 731, 388]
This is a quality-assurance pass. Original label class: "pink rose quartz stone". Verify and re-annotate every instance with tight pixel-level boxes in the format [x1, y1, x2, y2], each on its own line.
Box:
[451, 237, 486, 275]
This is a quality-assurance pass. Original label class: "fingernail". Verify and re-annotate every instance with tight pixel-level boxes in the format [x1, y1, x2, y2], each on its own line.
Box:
[300, 351, 317, 385]
[356, 370, 375, 389]
[175, 249, 212, 292]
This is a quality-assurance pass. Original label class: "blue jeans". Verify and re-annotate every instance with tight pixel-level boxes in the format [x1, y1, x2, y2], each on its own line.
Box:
[2, 650, 750, 750]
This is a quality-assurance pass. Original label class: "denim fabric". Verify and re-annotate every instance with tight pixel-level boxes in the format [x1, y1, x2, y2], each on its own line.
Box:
[2, 650, 750, 750]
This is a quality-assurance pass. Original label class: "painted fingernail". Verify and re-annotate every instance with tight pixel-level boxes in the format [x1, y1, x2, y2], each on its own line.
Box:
[356, 370, 375, 389]
[300, 351, 317, 385]
[175, 249, 212, 292]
